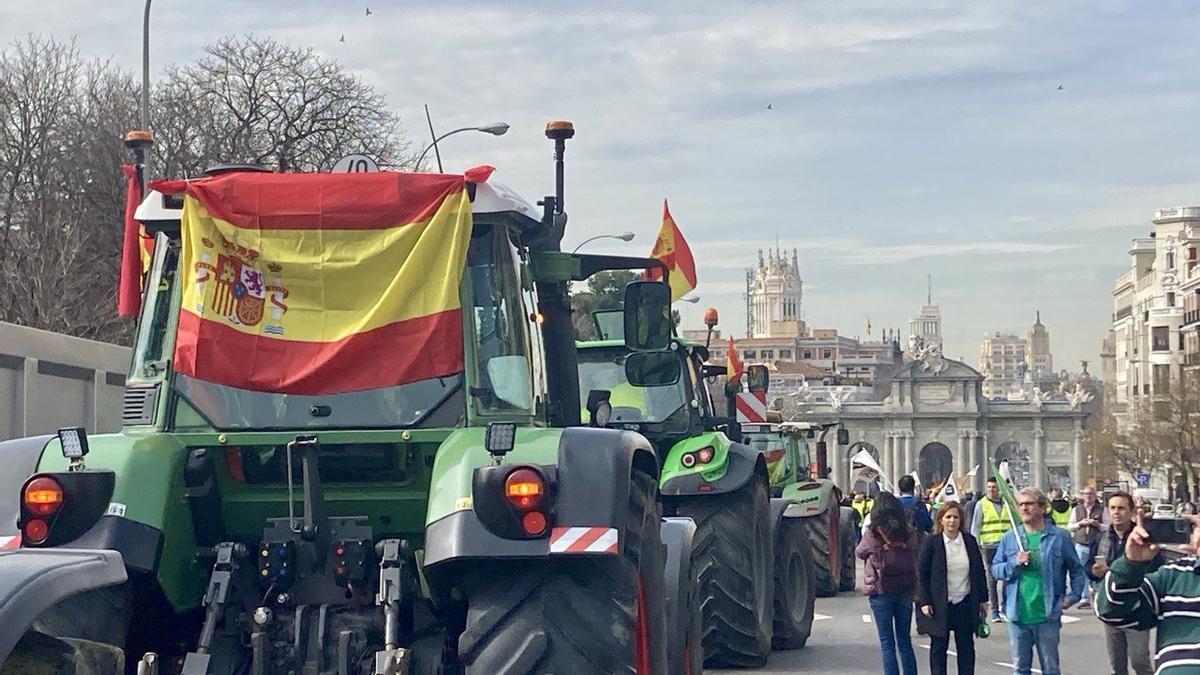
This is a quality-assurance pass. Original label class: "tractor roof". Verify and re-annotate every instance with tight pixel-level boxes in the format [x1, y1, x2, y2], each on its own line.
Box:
[134, 172, 542, 231]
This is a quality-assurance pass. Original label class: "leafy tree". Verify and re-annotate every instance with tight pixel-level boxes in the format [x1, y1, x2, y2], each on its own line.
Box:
[570, 270, 638, 339]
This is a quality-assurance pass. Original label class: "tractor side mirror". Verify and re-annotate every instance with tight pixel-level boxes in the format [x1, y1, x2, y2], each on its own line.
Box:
[747, 364, 769, 394]
[623, 280, 672, 351]
[625, 351, 680, 387]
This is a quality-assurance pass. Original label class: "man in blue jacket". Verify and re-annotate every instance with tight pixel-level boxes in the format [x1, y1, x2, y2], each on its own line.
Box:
[898, 474, 933, 533]
[991, 487, 1085, 675]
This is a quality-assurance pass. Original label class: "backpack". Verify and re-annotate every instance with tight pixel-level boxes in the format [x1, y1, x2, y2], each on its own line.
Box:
[876, 535, 917, 595]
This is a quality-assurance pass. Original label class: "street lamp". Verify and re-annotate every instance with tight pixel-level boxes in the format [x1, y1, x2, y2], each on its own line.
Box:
[416, 123, 510, 172]
[570, 232, 635, 254]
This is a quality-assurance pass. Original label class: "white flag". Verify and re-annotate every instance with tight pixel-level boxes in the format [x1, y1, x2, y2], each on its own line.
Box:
[850, 448, 884, 476]
[908, 471, 921, 489]
[966, 464, 980, 477]
[936, 473, 960, 502]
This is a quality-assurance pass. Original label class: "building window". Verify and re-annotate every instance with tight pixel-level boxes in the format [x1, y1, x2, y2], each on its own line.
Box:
[822, 349, 832, 359]
[1152, 326, 1170, 352]
[761, 350, 773, 359]
[1154, 364, 1171, 393]
[1168, 251, 1176, 269]
[803, 350, 812, 359]
[779, 349, 792, 359]
[1168, 292, 1176, 307]
[743, 350, 756, 359]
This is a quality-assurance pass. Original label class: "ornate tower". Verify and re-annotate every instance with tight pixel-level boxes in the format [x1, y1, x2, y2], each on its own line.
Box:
[1026, 311, 1053, 376]
[749, 246, 804, 338]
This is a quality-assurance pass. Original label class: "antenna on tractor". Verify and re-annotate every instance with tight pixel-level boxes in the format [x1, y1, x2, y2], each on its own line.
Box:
[545, 121, 574, 215]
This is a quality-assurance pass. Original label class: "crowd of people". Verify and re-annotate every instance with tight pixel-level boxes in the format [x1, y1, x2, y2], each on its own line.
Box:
[849, 477, 1200, 675]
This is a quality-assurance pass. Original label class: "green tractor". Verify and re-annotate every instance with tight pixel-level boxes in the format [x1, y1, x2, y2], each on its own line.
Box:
[742, 416, 858, 597]
[0, 123, 702, 674]
[577, 317, 816, 668]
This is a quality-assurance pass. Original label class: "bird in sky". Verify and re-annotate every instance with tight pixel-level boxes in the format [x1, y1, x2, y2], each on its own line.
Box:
[1057, 84, 1065, 91]
[767, 103, 773, 110]
[366, 7, 372, 15]
[339, 34, 346, 42]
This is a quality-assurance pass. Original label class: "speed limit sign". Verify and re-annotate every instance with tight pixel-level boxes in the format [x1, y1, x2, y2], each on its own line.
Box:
[331, 154, 379, 173]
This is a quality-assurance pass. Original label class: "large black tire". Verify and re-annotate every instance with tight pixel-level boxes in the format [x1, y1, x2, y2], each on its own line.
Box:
[662, 518, 703, 675]
[803, 507, 842, 597]
[458, 471, 668, 674]
[771, 518, 816, 650]
[677, 476, 773, 668]
[839, 508, 858, 592]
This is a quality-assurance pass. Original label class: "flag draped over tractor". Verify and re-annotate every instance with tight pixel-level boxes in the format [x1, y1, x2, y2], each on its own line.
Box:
[150, 172, 473, 395]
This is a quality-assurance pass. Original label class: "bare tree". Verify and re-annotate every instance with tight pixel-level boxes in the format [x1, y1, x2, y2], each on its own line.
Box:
[153, 35, 416, 176]
[1111, 374, 1200, 497]
[0, 37, 137, 342]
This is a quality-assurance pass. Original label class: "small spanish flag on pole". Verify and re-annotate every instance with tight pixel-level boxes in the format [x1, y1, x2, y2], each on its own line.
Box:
[726, 336, 744, 383]
[645, 199, 697, 301]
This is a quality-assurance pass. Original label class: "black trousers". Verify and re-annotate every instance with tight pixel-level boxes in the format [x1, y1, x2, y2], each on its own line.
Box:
[929, 598, 976, 675]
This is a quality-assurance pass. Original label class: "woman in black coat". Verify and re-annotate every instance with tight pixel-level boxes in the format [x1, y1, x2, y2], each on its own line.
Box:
[916, 500, 988, 675]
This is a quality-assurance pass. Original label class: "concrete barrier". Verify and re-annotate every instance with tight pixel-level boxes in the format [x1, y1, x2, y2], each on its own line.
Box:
[0, 322, 130, 441]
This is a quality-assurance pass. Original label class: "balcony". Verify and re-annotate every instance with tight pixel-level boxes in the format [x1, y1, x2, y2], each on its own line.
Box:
[1115, 305, 1133, 321]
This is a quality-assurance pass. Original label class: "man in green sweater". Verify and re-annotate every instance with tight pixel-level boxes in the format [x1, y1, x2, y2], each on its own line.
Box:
[1096, 511, 1200, 674]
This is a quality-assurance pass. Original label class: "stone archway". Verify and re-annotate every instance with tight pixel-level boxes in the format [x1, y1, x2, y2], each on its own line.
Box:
[847, 442, 881, 496]
[993, 441, 1031, 487]
[919, 442, 954, 489]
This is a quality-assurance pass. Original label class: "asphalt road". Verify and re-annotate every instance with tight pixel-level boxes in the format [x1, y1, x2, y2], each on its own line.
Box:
[713, 560, 1117, 675]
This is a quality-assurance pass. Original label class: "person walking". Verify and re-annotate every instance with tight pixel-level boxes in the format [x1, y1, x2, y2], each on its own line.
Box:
[857, 492, 920, 675]
[1047, 488, 1071, 528]
[1096, 511, 1200, 674]
[1068, 485, 1106, 608]
[992, 487, 1086, 675]
[917, 501, 988, 675]
[971, 477, 1014, 622]
[898, 474, 933, 533]
[1088, 491, 1160, 675]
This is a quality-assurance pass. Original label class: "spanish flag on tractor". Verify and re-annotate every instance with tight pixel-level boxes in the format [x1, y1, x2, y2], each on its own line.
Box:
[644, 199, 697, 301]
[150, 172, 473, 396]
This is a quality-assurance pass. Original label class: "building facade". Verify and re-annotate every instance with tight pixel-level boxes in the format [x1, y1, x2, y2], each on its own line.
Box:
[748, 247, 804, 339]
[979, 332, 1027, 399]
[1110, 207, 1199, 431]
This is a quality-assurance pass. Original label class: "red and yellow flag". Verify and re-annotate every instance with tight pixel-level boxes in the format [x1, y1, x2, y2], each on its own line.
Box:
[726, 336, 744, 383]
[644, 199, 697, 301]
[151, 172, 473, 395]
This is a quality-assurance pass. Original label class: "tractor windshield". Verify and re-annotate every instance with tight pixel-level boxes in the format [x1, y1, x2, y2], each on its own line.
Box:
[577, 347, 688, 426]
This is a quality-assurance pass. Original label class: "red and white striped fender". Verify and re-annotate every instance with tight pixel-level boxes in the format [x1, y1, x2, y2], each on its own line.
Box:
[0, 535, 20, 549]
[735, 391, 767, 423]
[548, 526, 619, 554]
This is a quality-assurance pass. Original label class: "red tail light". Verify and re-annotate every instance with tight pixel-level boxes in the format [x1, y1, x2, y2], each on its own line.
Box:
[504, 468, 545, 510]
[22, 519, 49, 544]
[521, 511, 548, 535]
[23, 477, 64, 517]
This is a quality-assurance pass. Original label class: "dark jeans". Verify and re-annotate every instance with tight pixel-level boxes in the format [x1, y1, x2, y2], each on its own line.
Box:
[929, 599, 977, 675]
[869, 592, 918, 675]
[983, 545, 1002, 614]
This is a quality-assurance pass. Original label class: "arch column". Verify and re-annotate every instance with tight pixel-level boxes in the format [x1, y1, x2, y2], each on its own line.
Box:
[1072, 419, 1085, 492]
[903, 431, 915, 483]
[975, 430, 989, 493]
[956, 430, 970, 477]
[882, 432, 895, 489]
[1033, 426, 1046, 491]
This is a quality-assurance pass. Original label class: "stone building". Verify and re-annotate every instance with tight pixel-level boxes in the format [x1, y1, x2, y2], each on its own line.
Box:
[802, 349, 1092, 495]
[1111, 207, 1200, 432]
[978, 313, 1056, 400]
[748, 247, 804, 339]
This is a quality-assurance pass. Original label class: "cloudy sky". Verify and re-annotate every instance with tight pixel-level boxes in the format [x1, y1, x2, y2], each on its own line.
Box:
[5, 0, 1199, 371]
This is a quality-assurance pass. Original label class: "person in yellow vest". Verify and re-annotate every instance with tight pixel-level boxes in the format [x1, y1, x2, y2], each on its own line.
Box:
[1047, 488, 1072, 528]
[969, 477, 1014, 622]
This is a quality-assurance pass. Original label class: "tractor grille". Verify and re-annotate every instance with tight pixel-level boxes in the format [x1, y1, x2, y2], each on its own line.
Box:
[122, 385, 158, 426]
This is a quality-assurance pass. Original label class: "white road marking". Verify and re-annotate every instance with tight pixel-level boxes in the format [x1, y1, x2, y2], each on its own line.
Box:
[814, 613, 832, 621]
[862, 614, 872, 623]
[918, 645, 957, 656]
[996, 662, 1042, 674]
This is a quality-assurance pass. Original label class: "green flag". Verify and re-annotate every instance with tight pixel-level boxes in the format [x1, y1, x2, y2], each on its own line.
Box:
[988, 458, 1025, 552]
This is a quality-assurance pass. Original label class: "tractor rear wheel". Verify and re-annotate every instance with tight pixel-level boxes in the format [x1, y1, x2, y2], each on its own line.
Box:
[771, 518, 816, 650]
[803, 507, 842, 597]
[458, 471, 667, 674]
[677, 476, 773, 668]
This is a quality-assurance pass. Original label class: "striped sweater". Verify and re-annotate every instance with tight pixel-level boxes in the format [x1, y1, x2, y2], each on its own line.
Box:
[1096, 555, 1200, 674]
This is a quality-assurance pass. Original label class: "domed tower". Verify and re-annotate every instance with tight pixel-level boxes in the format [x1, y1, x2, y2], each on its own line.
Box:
[749, 246, 804, 338]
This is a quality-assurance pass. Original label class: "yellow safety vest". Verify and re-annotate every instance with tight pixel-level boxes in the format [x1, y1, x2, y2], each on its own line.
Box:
[852, 501, 868, 518]
[1050, 505, 1071, 527]
[979, 499, 1012, 545]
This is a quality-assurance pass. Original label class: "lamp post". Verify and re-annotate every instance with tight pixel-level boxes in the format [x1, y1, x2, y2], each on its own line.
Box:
[416, 123, 510, 172]
[570, 232, 635, 254]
